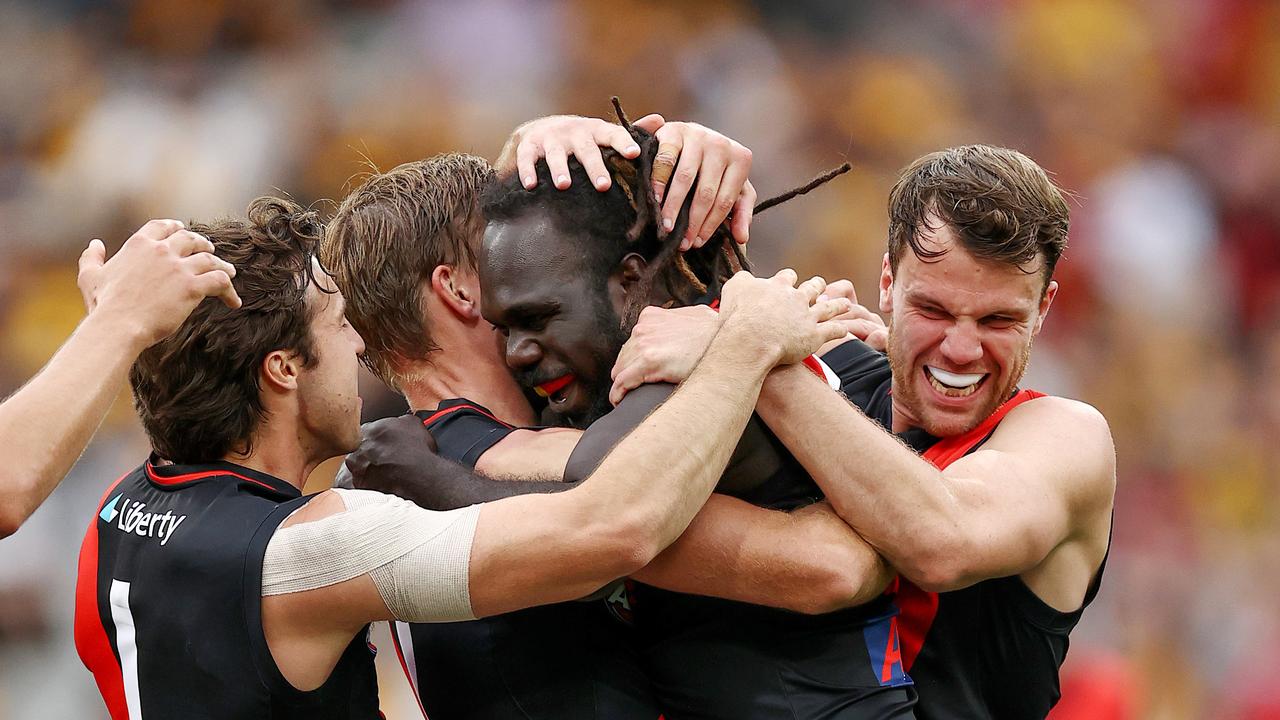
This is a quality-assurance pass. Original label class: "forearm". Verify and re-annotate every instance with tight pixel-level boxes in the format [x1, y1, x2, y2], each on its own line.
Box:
[0, 314, 143, 536]
[563, 383, 674, 483]
[367, 465, 572, 511]
[633, 495, 894, 614]
[756, 364, 961, 578]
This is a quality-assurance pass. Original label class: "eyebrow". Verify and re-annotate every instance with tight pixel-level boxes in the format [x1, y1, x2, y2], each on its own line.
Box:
[906, 291, 1029, 318]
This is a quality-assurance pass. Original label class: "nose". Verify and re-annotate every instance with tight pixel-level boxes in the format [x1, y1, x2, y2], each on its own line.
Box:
[940, 320, 983, 366]
[351, 327, 366, 356]
[505, 331, 543, 371]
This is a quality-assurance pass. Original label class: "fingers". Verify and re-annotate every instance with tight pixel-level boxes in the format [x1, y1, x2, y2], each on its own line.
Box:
[516, 139, 541, 190]
[79, 238, 106, 276]
[543, 142, 571, 189]
[182, 250, 237, 280]
[571, 134, 612, 191]
[632, 113, 665, 135]
[821, 278, 858, 305]
[769, 268, 800, 289]
[167, 229, 216, 258]
[133, 218, 185, 242]
[682, 152, 727, 251]
[815, 317, 854, 346]
[811, 297, 855, 324]
[608, 370, 643, 407]
[192, 269, 242, 309]
[661, 140, 702, 237]
[592, 122, 641, 160]
[651, 134, 684, 208]
[729, 180, 756, 245]
[798, 274, 829, 302]
[692, 147, 752, 247]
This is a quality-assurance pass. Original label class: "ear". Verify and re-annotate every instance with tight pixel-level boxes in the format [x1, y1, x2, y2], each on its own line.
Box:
[878, 253, 894, 315]
[260, 348, 302, 394]
[1032, 280, 1058, 336]
[608, 253, 648, 313]
[430, 264, 482, 323]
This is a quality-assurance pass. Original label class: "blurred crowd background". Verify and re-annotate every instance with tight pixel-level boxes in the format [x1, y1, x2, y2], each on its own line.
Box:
[1, 0, 1277, 717]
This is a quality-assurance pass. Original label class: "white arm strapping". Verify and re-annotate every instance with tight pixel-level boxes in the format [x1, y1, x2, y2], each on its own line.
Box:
[261, 488, 480, 623]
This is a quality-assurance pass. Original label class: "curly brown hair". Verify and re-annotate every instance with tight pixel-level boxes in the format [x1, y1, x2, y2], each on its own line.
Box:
[887, 145, 1070, 295]
[129, 196, 329, 463]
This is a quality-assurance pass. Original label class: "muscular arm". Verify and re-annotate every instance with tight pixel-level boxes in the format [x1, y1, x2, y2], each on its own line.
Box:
[756, 364, 1116, 602]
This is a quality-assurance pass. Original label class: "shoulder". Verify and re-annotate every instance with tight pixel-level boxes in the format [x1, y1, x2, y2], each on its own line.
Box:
[997, 395, 1116, 510]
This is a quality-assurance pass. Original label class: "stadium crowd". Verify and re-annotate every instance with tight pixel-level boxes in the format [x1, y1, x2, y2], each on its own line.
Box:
[0, 0, 1278, 717]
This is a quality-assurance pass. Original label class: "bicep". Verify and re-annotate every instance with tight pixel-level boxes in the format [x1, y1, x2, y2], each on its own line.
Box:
[467, 491, 613, 617]
[941, 398, 1115, 580]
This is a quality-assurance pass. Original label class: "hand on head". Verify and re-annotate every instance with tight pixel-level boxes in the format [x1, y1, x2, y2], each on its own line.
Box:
[78, 219, 241, 347]
[496, 113, 755, 249]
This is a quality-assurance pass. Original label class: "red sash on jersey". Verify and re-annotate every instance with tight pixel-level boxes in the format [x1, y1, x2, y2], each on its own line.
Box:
[892, 389, 1046, 670]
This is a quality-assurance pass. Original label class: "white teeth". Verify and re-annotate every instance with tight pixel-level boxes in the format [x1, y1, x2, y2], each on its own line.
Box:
[926, 366, 985, 389]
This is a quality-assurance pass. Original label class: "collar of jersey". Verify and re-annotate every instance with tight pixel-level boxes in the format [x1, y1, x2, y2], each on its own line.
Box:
[144, 454, 301, 498]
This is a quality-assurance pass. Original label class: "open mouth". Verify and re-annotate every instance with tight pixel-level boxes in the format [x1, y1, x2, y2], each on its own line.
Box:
[534, 374, 576, 405]
[924, 366, 988, 398]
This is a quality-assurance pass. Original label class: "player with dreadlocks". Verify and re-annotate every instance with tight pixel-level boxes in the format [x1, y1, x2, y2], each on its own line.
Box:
[347, 102, 917, 719]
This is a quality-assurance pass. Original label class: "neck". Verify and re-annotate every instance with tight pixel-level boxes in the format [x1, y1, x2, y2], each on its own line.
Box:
[398, 350, 534, 426]
[223, 420, 319, 491]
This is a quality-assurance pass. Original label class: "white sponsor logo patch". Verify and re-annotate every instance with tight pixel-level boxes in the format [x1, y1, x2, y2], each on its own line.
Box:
[101, 493, 187, 546]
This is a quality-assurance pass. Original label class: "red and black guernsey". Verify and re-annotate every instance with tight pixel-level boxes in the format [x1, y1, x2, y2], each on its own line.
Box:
[388, 399, 662, 720]
[74, 457, 381, 720]
[821, 339, 1108, 720]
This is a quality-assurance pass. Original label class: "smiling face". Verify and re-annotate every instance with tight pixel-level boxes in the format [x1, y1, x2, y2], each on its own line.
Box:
[880, 219, 1056, 437]
[480, 215, 631, 428]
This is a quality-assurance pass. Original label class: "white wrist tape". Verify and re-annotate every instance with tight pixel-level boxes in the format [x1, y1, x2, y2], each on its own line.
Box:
[261, 488, 480, 622]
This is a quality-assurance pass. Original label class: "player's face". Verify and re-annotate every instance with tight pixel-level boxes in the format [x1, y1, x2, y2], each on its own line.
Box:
[296, 269, 366, 458]
[880, 221, 1056, 438]
[481, 216, 629, 429]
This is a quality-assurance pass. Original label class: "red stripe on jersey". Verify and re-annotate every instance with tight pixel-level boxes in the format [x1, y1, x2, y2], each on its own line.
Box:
[420, 404, 513, 429]
[894, 389, 1045, 671]
[74, 473, 131, 720]
[144, 462, 280, 494]
[389, 625, 429, 720]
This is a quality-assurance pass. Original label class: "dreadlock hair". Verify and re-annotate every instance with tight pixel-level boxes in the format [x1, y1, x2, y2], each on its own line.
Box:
[481, 98, 852, 329]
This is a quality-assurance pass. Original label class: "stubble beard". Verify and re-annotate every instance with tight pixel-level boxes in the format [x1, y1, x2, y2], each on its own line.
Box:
[886, 325, 1033, 438]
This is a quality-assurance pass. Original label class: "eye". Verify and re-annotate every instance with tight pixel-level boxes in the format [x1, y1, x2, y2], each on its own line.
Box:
[981, 315, 1018, 329]
[917, 305, 947, 320]
[491, 323, 509, 337]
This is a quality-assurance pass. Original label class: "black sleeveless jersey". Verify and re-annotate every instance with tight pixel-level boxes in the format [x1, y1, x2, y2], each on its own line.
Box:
[820, 339, 1109, 720]
[388, 399, 662, 720]
[627, 356, 916, 720]
[74, 457, 381, 720]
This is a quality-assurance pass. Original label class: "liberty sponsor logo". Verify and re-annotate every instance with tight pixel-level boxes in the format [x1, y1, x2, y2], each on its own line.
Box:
[100, 493, 187, 546]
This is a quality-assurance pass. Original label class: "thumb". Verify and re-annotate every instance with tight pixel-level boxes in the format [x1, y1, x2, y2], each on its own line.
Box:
[79, 239, 106, 273]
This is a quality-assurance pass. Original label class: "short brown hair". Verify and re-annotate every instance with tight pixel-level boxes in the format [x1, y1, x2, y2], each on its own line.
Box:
[887, 145, 1070, 292]
[130, 196, 327, 463]
[322, 154, 494, 389]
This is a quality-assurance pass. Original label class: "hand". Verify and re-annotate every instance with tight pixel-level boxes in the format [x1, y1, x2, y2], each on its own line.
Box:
[79, 219, 241, 348]
[718, 269, 852, 367]
[495, 115, 642, 191]
[640, 118, 755, 249]
[610, 305, 720, 406]
[343, 415, 440, 494]
[815, 279, 888, 355]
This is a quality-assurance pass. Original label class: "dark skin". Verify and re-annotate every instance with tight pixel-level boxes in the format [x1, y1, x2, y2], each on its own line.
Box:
[346, 212, 788, 508]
